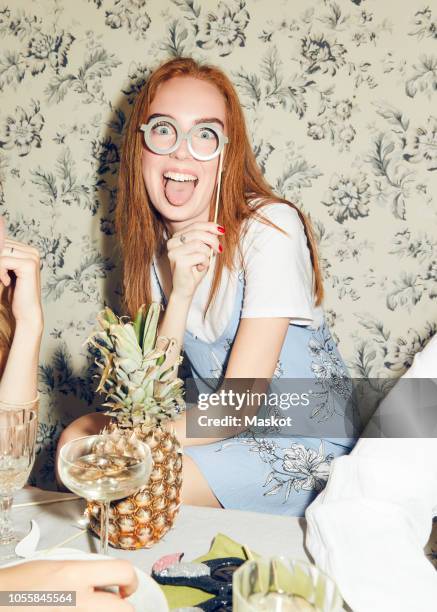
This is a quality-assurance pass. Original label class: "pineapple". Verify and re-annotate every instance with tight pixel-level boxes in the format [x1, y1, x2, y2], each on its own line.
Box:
[85, 303, 185, 550]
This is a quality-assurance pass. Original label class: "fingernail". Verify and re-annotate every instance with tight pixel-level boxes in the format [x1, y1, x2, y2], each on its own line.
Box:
[217, 225, 225, 233]
[218, 244, 223, 253]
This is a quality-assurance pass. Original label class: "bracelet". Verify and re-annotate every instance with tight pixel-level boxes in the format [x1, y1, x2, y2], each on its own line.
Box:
[0, 393, 39, 408]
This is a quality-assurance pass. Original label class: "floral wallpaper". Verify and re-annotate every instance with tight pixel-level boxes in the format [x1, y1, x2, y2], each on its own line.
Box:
[0, 0, 436, 488]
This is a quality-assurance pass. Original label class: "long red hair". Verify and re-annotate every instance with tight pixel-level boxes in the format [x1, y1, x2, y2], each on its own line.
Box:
[116, 57, 324, 317]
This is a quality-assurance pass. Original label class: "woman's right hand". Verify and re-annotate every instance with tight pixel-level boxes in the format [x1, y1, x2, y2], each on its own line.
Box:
[166, 222, 224, 300]
[0, 558, 137, 611]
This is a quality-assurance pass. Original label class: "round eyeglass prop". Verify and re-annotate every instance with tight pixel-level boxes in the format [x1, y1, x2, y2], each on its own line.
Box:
[140, 116, 228, 161]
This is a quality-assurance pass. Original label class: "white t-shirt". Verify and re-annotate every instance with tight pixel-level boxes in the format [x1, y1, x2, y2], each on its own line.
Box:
[152, 203, 323, 343]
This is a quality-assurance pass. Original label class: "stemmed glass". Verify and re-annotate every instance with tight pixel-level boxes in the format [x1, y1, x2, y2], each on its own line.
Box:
[58, 434, 153, 555]
[0, 407, 38, 561]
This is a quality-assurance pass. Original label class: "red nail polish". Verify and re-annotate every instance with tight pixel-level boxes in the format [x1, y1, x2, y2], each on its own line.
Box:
[217, 226, 225, 233]
[218, 244, 223, 253]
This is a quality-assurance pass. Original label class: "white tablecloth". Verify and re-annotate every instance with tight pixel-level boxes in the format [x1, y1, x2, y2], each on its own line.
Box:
[10, 486, 308, 573]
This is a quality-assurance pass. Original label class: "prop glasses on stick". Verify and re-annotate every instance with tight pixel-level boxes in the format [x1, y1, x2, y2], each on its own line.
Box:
[140, 115, 228, 161]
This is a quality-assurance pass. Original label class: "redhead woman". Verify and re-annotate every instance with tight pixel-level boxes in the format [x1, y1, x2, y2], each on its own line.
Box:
[58, 57, 355, 516]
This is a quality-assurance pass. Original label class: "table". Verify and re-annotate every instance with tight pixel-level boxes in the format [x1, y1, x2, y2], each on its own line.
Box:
[10, 487, 309, 574]
[10, 487, 340, 609]
[9, 487, 437, 612]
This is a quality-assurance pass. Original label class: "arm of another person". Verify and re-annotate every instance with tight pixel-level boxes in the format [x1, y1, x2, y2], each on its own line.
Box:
[0, 218, 43, 404]
[305, 334, 437, 612]
[0, 558, 137, 611]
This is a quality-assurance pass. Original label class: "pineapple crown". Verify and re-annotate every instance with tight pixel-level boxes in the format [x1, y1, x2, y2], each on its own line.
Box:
[88, 303, 185, 430]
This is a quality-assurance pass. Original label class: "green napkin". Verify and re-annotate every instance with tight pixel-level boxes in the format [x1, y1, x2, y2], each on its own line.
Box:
[160, 533, 257, 609]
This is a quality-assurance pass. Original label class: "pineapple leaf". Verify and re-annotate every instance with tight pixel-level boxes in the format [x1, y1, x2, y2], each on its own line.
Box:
[98, 307, 119, 330]
[142, 303, 160, 355]
[110, 327, 143, 361]
[155, 337, 179, 374]
[133, 305, 146, 346]
[113, 357, 141, 374]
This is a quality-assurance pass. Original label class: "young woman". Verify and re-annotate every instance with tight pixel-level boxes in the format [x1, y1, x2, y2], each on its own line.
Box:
[58, 57, 355, 515]
[0, 218, 138, 611]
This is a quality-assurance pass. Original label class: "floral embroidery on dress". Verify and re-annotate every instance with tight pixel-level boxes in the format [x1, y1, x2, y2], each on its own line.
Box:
[308, 324, 354, 422]
[209, 349, 224, 380]
[273, 359, 284, 378]
[218, 435, 333, 502]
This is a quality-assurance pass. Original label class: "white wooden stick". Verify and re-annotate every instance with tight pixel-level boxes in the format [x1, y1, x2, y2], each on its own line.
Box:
[213, 150, 224, 225]
[39, 529, 88, 555]
[13, 495, 80, 509]
[206, 150, 224, 274]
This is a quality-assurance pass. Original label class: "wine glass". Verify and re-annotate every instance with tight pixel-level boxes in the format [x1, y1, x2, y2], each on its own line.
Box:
[0, 408, 37, 561]
[233, 557, 343, 611]
[58, 434, 153, 555]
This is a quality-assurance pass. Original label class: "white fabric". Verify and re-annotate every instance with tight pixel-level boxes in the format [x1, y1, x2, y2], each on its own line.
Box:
[305, 334, 437, 612]
[152, 204, 322, 343]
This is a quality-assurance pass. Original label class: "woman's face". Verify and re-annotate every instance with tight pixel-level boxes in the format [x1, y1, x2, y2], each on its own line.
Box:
[141, 76, 227, 229]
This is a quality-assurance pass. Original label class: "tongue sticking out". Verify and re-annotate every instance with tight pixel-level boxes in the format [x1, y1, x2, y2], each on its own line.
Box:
[164, 179, 196, 206]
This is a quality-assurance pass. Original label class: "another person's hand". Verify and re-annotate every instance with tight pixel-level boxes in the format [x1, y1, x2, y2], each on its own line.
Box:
[0, 218, 43, 331]
[166, 222, 223, 299]
[0, 558, 138, 611]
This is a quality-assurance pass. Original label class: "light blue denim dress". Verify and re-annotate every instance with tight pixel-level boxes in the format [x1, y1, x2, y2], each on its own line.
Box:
[153, 264, 356, 516]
